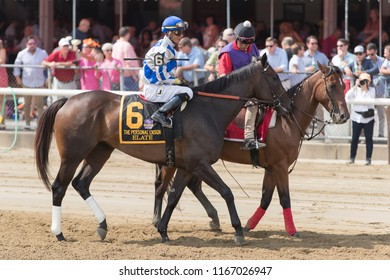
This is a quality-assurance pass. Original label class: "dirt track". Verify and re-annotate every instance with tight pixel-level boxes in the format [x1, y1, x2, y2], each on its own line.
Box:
[1, 148, 390, 260]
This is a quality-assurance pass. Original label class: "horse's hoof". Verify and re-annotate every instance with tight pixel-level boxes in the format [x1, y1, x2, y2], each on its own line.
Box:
[243, 226, 251, 233]
[159, 229, 170, 243]
[209, 220, 221, 231]
[152, 220, 160, 229]
[161, 236, 170, 243]
[234, 235, 245, 246]
[56, 233, 66, 241]
[290, 232, 300, 238]
[97, 227, 107, 240]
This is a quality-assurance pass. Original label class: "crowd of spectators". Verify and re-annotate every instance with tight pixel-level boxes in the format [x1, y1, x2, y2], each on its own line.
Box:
[1, 13, 390, 136]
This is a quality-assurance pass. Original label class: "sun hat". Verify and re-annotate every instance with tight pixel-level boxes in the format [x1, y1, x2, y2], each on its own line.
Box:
[359, 72, 371, 82]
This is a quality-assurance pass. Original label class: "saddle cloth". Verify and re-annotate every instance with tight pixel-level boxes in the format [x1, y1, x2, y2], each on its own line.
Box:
[119, 94, 182, 144]
[224, 107, 275, 142]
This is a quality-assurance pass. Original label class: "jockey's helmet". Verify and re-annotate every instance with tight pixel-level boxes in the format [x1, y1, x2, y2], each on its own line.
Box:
[234, 20, 255, 44]
[162, 16, 189, 33]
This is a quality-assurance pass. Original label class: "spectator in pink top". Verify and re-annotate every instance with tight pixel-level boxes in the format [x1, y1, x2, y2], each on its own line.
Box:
[78, 38, 100, 90]
[112, 26, 140, 91]
[96, 43, 123, 91]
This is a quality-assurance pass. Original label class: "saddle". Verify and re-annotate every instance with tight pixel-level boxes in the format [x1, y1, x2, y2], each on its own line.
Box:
[225, 107, 275, 143]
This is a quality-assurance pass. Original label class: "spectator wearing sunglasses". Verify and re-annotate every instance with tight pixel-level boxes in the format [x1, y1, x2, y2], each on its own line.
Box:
[260, 37, 289, 89]
[303, 35, 329, 72]
[366, 42, 386, 137]
[331, 38, 355, 92]
[142, 16, 193, 128]
[218, 20, 263, 150]
[344, 45, 378, 84]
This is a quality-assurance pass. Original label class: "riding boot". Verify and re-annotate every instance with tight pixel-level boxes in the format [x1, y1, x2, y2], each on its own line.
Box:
[151, 93, 190, 128]
[243, 105, 266, 150]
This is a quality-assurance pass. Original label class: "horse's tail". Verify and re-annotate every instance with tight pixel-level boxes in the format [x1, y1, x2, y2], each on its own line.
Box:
[34, 98, 68, 191]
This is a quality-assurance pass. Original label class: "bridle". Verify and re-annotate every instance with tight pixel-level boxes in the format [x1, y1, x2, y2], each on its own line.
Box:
[288, 65, 343, 174]
[290, 65, 342, 140]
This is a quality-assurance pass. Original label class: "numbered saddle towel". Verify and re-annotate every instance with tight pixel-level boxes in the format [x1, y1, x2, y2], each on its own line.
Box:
[119, 94, 182, 144]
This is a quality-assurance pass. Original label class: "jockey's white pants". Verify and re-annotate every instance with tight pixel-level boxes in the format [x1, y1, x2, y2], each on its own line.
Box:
[143, 84, 193, 102]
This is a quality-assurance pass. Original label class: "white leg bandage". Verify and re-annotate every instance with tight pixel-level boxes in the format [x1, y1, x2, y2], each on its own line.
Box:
[86, 196, 106, 223]
[51, 206, 62, 236]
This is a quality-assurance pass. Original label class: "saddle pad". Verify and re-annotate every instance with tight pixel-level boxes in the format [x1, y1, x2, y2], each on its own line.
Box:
[119, 95, 165, 144]
[224, 107, 274, 142]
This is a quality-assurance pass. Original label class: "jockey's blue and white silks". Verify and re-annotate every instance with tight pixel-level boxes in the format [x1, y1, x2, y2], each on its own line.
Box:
[143, 36, 177, 85]
[142, 35, 193, 102]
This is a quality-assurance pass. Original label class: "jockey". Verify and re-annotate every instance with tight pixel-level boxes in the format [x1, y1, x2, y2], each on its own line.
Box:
[142, 16, 193, 128]
[218, 20, 264, 150]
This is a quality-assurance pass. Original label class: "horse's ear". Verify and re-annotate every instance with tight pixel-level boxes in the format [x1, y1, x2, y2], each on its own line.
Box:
[260, 53, 268, 66]
[318, 62, 327, 74]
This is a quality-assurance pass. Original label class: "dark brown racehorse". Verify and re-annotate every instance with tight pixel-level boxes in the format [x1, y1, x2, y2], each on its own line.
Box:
[34, 55, 292, 244]
[153, 63, 349, 237]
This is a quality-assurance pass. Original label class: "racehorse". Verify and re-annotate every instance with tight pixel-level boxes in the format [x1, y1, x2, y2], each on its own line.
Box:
[34, 55, 292, 244]
[153, 63, 349, 237]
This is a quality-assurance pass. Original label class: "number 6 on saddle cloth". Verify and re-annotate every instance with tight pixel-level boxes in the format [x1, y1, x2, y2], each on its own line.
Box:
[119, 94, 183, 166]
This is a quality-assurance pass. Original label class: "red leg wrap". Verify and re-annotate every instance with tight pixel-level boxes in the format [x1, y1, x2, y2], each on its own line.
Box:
[283, 208, 297, 236]
[245, 207, 266, 230]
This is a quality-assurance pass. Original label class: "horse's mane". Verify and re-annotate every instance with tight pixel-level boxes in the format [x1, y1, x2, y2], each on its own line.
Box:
[192, 62, 262, 93]
[287, 71, 316, 99]
[287, 64, 342, 99]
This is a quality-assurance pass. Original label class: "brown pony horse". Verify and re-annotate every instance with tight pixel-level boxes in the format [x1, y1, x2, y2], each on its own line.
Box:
[34, 55, 292, 244]
[153, 63, 349, 236]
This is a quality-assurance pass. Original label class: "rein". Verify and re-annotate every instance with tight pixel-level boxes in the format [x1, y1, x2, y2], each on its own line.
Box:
[197, 91, 275, 106]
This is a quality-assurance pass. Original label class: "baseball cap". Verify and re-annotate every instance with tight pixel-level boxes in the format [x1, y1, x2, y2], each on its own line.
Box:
[354, 45, 364, 54]
[222, 28, 234, 40]
[58, 36, 71, 47]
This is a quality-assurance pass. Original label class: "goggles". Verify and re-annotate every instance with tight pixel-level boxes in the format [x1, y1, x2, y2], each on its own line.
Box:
[164, 21, 189, 31]
[172, 30, 185, 36]
[238, 37, 255, 44]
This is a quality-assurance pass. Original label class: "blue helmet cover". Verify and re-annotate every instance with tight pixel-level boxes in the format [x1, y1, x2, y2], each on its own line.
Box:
[162, 16, 189, 33]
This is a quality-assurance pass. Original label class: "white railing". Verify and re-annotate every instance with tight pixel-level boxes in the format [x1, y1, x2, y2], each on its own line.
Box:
[1, 64, 389, 142]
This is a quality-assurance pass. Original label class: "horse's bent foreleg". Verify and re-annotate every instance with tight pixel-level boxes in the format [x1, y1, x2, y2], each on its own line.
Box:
[153, 164, 176, 228]
[72, 143, 114, 240]
[245, 169, 275, 231]
[158, 168, 192, 243]
[187, 176, 220, 230]
[194, 164, 244, 245]
[51, 161, 82, 241]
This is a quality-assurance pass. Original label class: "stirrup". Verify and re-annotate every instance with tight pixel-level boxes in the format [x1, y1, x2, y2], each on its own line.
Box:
[151, 112, 173, 128]
[242, 139, 266, 150]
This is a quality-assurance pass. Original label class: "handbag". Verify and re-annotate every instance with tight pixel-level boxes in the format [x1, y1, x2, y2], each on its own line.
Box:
[356, 108, 374, 118]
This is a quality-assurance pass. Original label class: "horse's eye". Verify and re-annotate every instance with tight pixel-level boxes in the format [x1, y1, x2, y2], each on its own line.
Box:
[329, 83, 336, 89]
